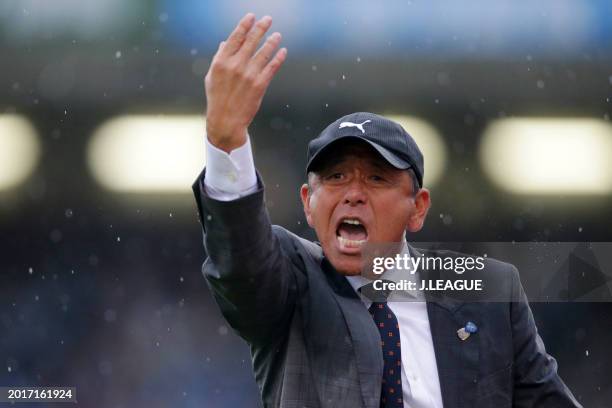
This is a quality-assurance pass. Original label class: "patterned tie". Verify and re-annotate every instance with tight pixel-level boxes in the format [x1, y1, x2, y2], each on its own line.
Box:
[369, 301, 403, 408]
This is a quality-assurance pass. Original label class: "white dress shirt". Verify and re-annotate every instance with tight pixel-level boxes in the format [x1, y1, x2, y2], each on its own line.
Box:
[203, 134, 259, 199]
[202, 134, 444, 408]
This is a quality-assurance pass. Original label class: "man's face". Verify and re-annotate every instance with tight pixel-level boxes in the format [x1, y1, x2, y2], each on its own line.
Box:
[300, 142, 431, 276]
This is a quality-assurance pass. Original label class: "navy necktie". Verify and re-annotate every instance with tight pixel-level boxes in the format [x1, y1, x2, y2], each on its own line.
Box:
[369, 301, 403, 408]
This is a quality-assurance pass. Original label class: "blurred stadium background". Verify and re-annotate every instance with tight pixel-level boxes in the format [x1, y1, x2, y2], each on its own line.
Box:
[1, 0, 612, 406]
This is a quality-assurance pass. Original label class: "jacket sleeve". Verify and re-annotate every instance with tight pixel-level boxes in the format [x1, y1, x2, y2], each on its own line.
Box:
[192, 168, 299, 345]
[509, 265, 582, 407]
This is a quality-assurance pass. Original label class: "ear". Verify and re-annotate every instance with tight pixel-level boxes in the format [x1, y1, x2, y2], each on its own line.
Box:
[406, 188, 431, 232]
[300, 183, 314, 227]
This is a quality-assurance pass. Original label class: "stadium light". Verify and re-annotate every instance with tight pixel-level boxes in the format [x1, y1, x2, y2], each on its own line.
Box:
[480, 118, 612, 195]
[88, 115, 206, 193]
[0, 114, 40, 191]
[385, 115, 447, 187]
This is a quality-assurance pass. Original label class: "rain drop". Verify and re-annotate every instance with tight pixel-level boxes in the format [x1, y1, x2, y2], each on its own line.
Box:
[104, 309, 117, 322]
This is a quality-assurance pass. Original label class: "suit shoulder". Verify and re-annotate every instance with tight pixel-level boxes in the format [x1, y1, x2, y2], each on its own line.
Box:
[271, 225, 324, 263]
[417, 247, 517, 275]
[416, 246, 521, 302]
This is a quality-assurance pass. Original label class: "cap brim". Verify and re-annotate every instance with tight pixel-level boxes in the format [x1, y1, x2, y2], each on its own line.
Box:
[306, 135, 412, 173]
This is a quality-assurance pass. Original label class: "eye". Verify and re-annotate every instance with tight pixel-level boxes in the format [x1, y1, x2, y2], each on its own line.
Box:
[369, 174, 386, 182]
[326, 172, 344, 180]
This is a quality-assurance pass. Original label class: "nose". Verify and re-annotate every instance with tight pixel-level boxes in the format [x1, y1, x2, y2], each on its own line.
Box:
[342, 178, 367, 206]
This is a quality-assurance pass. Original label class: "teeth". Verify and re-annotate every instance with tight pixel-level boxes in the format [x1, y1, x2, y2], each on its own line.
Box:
[337, 236, 366, 248]
[343, 219, 361, 225]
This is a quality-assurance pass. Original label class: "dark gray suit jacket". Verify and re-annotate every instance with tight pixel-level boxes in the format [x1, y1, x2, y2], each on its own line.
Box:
[193, 171, 581, 408]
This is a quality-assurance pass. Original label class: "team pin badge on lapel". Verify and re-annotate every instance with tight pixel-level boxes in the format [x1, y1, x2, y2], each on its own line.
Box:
[457, 321, 478, 341]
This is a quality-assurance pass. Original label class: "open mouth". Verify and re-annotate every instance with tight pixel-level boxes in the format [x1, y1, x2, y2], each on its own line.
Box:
[336, 217, 368, 250]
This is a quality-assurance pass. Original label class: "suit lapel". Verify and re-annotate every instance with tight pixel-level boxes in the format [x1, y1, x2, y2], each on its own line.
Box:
[413, 244, 480, 408]
[426, 300, 479, 408]
[298, 239, 382, 408]
[322, 258, 383, 408]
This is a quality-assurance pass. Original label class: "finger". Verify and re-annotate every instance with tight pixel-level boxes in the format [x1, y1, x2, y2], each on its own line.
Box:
[237, 15, 273, 60]
[211, 40, 225, 62]
[260, 47, 287, 85]
[221, 13, 256, 56]
[251, 32, 282, 70]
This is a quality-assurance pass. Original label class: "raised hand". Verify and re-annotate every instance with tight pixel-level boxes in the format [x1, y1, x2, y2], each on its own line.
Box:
[204, 13, 287, 152]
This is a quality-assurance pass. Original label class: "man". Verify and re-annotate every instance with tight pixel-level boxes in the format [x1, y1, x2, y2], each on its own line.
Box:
[193, 13, 582, 407]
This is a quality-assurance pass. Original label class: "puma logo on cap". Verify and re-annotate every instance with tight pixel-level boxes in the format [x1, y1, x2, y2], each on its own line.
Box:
[338, 120, 371, 134]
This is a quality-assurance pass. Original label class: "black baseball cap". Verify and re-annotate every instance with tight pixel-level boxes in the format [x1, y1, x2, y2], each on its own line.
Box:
[306, 112, 425, 187]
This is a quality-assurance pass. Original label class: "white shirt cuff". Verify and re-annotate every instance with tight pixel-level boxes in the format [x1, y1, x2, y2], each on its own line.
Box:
[203, 133, 258, 201]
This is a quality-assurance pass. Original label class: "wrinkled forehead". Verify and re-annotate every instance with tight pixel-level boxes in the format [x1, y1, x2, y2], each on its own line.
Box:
[309, 139, 392, 173]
